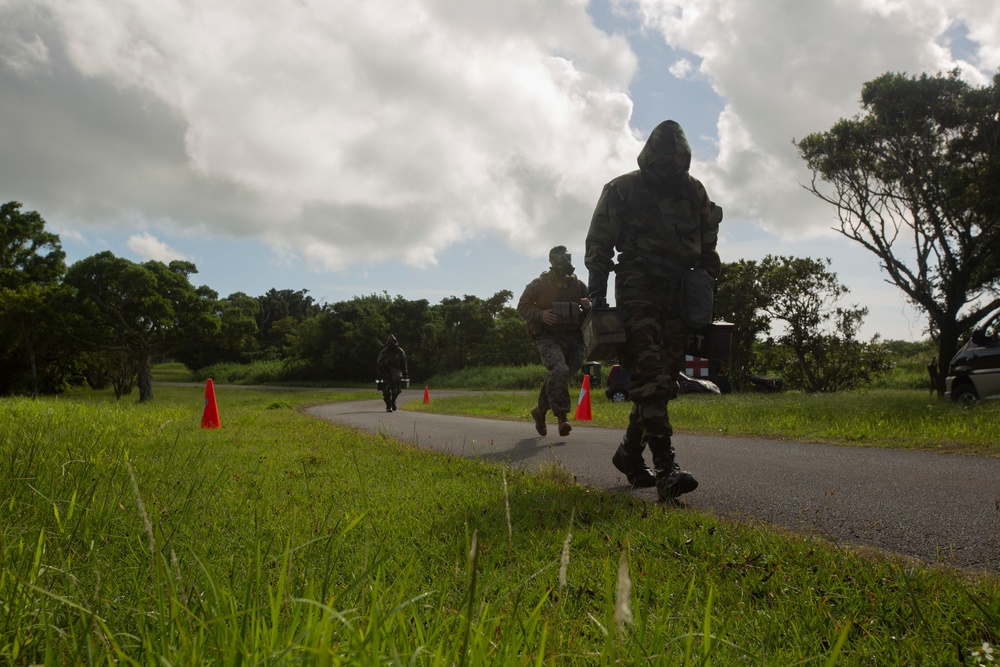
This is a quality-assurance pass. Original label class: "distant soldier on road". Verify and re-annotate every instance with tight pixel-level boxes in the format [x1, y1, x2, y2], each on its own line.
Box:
[376, 334, 408, 413]
[585, 120, 723, 501]
[518, 246, 591, 437]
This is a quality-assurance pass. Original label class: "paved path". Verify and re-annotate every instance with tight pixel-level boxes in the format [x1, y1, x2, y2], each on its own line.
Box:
[306, 391, 1000, 573]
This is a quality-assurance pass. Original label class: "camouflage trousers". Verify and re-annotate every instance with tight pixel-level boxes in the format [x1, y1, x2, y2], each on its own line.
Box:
[381, 368, 404, 403]
[535, 334, 585, 416]
[619, 301, 689, 442]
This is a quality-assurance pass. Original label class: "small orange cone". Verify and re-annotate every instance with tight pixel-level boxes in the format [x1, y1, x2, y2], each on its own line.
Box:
[574, 374, 592, 421]
[423, 385, 430, 404]
[201, 378, 221, 428]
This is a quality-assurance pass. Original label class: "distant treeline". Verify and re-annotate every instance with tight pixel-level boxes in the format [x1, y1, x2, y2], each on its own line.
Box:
[4, 199, 913, 400]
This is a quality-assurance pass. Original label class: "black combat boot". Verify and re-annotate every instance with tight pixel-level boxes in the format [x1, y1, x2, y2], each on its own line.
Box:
[648, 436, 697, 501]
[530, 406, 547, 436]
[556, 413, 572, 437]
[384, 398, 393, 413]
[611, 440, 656, 488]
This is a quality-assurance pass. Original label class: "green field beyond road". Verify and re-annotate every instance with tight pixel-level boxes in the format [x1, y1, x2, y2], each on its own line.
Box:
[409, 388, 1000, 456]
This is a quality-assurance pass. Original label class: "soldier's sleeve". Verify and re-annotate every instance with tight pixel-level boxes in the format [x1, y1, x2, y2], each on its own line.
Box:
[516, 277, 543, 324]
[401, 349, 408, 376]
[584, 182, 623, 276]
[692, 179, 723, 279]
[376, 350, 385, 379]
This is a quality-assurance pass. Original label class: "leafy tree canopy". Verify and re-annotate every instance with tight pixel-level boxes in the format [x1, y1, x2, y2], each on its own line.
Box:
[1, 201, 65, 289]
[796, 69, 1000, 393]
[0, 202, 75, 396]
[64, 251, 217, 401]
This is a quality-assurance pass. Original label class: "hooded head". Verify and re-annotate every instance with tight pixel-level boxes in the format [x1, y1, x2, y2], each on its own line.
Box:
[386, 334, 398, 348]
[637, 120, 692, 182]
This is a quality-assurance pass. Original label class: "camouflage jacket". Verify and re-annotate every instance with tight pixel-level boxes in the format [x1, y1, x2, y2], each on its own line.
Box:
[517, 270, 588, 339]
[585, 120, 723, 304]
[376, 346, 407, 379]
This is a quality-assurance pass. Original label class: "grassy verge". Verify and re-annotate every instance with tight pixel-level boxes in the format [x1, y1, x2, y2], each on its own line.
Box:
[2, 386, 998, 664]
[409, 389, 1000, 456]
[425, 364, 548, 390]
[150, 361, 197, 382]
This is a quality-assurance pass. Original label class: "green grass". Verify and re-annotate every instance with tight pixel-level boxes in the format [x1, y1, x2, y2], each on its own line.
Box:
[150, 361, 197, 382]
[426, 364, 548, 390]
[2, 386, 998, 664]
[187, 359, 367, 387]
[410, 389, 1000, 456]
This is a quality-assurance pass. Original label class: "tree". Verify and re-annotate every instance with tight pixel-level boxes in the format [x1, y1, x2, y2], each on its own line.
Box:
[435, 292, 513, 372]
[171, 290, 258, 370]
[289, 294, 393, 382]
[64, 252, 216, 401]
[282, 291, 529, 383]
[0, 283, 81, 395]
[470, 305, 538, 367]
[0, 201, 75, 396]
[217, 292, 261, 363]
[796, 70, 1000, 395]
[715, 259, 774, 389]
[716, 255, 890, 392]
[757, 256, 889, 392]
[256, 288, 319, 359]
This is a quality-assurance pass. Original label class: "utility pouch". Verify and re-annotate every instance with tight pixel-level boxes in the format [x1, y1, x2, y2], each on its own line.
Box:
[551, 301, 581, 327]
[682, 268, 715, 329]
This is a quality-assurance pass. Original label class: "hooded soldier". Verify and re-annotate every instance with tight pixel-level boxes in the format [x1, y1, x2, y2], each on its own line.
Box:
[517, 245, 591, 437]
[585, 120, 723, 502]
[376, 334, 408, 412]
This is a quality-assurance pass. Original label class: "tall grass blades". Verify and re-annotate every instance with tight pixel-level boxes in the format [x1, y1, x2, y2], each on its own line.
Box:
[2, 387, 998, 664]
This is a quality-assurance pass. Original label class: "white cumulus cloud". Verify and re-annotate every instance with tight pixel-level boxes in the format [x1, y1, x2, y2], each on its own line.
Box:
[627, 0, 1000, 237]
[1, 0, 642, 270]
[126, 232, 190, 263]
[668, 58, 694, 79]
[2, 0, 998, 280]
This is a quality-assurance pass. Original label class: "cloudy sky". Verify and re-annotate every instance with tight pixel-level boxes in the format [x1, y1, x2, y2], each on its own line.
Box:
[2, 0, 998, 341]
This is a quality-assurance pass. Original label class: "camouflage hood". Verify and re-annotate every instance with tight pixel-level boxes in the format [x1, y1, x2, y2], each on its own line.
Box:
[637, 120, 692, 179]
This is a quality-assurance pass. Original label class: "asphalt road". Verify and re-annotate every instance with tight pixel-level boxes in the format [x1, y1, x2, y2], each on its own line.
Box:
[305, 390, 1000, 573]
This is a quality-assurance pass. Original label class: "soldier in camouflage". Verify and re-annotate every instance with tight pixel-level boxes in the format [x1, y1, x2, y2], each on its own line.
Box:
[585, 120, 723, 501]
[517, 246, 591, 437]
[376, 334, 408, 412]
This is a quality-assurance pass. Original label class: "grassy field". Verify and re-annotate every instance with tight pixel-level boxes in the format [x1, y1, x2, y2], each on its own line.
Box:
[150, 361, 198, 382]
[2, 383, 999, 664]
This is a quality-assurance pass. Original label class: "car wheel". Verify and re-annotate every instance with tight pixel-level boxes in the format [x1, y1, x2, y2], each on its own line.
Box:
[609, 390, 628, 402]
[952, 383, 979, 406]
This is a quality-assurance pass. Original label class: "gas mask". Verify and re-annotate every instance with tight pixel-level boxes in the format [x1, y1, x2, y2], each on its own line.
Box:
[551, 252, 575, 276]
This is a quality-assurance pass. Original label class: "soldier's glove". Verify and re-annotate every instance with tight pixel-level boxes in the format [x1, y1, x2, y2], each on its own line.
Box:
[588, 270, 609, 309]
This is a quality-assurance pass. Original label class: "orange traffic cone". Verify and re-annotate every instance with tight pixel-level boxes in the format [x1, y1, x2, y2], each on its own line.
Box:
[201, 378, 221, 428]
[423, 385, 430, 404]
[574, 374, 592, 421]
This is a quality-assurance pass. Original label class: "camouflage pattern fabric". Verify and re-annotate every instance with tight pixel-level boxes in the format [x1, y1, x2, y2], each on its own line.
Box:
[534, 334, 585, 416]
[517, 270, 589, 337]
[618, 302, 689, 441]
[585, 120, 723, 305]
[376, 345, 407, 402]
[584, 119, 723, 453]
[519, 269, 588, 416]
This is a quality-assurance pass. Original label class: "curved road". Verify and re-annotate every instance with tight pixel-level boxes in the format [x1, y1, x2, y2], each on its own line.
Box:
[306, 390, 1000, 573]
